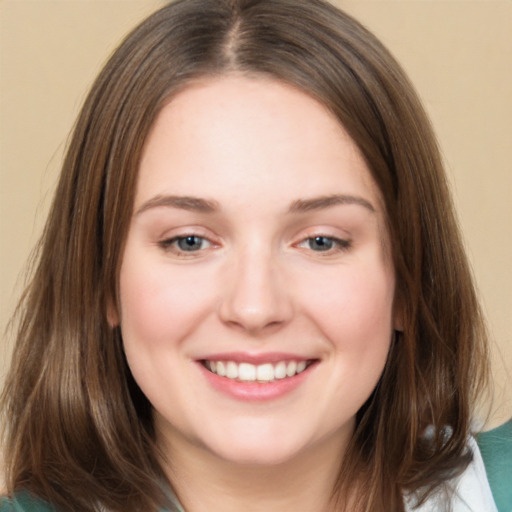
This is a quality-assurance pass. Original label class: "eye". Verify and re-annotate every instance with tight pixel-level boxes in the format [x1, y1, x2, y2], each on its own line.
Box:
[298, 236, 351, 253]
[159, 235, 212, 253]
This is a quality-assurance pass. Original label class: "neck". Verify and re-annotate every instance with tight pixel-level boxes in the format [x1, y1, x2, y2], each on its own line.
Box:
[160, 429, 352, 512]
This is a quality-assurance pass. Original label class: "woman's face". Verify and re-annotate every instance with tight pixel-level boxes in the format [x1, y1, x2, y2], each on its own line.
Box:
[116, 76, 398, 466]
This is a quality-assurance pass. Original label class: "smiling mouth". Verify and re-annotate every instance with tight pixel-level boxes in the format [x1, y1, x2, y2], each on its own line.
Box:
[201, 359, 315, 383]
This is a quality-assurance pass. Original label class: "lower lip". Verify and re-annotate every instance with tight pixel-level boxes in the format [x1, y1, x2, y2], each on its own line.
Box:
[198, 362, 316, 402]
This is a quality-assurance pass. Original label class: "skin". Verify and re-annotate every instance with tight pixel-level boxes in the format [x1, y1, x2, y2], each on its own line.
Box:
[115, 75, 399, 511]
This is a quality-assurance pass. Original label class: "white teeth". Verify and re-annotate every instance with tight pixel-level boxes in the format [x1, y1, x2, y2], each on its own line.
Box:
[238, 363, 256, 381]
[286, 361, 297, 377]
[274, 361, 287, 379]
[226, 361, 238, 379]
[256, 363, 274, 381]
[296, 361, 307, 373]
[205, 359, 310, 382]
[216, 361, 226, 377]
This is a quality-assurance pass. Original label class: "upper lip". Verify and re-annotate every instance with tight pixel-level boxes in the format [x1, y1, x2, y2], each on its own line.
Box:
[197, 352, 316, 364]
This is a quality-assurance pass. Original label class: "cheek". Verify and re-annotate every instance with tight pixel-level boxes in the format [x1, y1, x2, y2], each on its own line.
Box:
[300, 260, 395, 355]
[118, 249, 215, 349]
[309, 262, 395, 411]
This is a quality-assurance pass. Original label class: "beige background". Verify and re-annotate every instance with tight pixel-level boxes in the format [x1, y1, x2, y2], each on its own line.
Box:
[1, 0, 511, 428]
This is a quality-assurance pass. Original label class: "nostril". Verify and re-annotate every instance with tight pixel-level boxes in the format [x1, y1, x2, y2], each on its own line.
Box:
[217, 258, 294, 332]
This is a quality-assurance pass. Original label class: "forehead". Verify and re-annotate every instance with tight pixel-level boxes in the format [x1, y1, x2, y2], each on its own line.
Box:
[137, 75, 383, 214]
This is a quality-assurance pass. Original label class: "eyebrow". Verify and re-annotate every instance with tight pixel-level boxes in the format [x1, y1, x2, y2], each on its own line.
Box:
[135, 193, 375, 216]
[135, 195, 220, 215]
[289, 194, 375, 213]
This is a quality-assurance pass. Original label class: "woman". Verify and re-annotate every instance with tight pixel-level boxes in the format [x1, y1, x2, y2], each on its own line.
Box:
[0, 0, 495, 510]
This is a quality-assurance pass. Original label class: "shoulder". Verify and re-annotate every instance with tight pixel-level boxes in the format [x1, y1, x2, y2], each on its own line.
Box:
[0, 492, 55, 512]
[449, 436, 498, 511]
[1, 491, 182, 512]
[477, 418, 512, 512]
[406, 436, 498, 512]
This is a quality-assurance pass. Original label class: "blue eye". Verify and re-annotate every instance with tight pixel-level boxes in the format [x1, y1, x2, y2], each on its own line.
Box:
[176, 235, 209, 251]
[160, 235, 211, 253]
[299, 236, 351, 252]
[307, 236, 335, 251]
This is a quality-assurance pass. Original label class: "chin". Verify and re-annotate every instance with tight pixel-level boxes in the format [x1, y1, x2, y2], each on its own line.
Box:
[197, 421, 319, 467]
[211, 441, 304, 467]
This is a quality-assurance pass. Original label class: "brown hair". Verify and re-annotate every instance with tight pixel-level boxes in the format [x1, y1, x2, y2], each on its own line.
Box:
[1, 0, 489, 510]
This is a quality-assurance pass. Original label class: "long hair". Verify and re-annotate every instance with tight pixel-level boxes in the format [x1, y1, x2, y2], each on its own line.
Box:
[1, 1, 489, 510]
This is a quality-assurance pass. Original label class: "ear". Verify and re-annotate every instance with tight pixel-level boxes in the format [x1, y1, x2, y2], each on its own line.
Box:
[393, 297, 404, 332]
[106, 298, 120, 328]
[394, 313, 403, 332]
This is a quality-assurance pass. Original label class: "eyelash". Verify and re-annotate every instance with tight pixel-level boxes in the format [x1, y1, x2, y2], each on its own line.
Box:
[296, 235, 352, 254]
[158, 233, 351, 257]
[158, 235, 213, 256]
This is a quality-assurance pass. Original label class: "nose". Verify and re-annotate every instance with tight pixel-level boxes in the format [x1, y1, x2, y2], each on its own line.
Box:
[218, 248, 293, 335]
